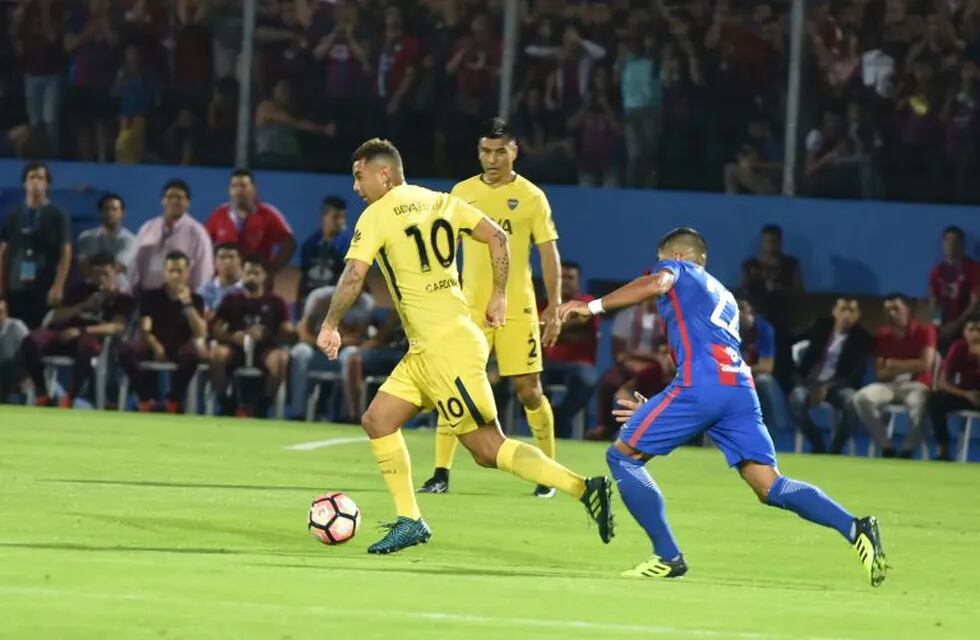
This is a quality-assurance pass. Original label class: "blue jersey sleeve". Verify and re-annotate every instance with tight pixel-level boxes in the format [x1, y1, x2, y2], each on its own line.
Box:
[757, 317, 776, 359]
[652, 260, 682, 279]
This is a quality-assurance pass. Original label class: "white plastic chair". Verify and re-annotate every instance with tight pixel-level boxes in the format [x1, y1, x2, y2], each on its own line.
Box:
[955, 410, 980, 462]
[231, 334, 287, 419]
[868, 355, 941, 458]
[305, 369, 341, 422]
[789, 339, 854, 455]
[117, 360, 204, 413]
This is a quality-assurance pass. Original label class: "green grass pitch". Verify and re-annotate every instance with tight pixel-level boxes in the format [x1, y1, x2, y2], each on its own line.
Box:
[1, 406, 977, 639]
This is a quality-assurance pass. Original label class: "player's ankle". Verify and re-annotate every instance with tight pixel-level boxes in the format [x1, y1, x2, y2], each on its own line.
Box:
[433, 467, 449, 482]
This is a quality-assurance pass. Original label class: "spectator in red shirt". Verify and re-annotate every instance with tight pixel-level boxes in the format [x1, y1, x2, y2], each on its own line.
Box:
[927, 314, 980, 460]
[852, 293, 938, 457]
[204, 170, 296, 281]
[20, 251, 132, 407]
[63, 0, 118, 162]
[929, 225, 980, 352]
[612, 338, 675, 413]
[542, 261, 598, 438]
[587, 298, 663, 441]
[118, 250, 207, 413]
[374, 6, 420, 133]
[209, 254, 294, 418]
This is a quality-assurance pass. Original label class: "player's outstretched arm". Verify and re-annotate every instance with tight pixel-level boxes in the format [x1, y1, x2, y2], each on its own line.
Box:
[558, 270, 675, 322]
[317, 258, 370, 359]
[470, 217, 510, 328]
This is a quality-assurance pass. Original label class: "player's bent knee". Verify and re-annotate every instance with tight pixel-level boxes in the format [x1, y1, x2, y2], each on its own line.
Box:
[470, 448, 498, 468]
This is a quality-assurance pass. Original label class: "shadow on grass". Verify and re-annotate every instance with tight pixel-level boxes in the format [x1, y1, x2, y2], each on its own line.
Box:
[247, 560, 597, 580]
[42, 478, 374, 493]
[0, 541, 318, 558]
[42, 478, 503, 496]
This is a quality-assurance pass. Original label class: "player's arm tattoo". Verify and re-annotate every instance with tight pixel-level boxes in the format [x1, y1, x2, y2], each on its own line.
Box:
[489, 227, 509, 297]
[323, 259, 369, 328]
[471, 217, 510, 297]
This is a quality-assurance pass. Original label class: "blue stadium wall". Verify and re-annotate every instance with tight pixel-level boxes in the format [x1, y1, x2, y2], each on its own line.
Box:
[1, 159, 978, 295]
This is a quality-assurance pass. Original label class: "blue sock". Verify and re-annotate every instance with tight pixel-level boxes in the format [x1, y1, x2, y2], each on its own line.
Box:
[606, 446, 681, 560]
[766, 476, 856, 542]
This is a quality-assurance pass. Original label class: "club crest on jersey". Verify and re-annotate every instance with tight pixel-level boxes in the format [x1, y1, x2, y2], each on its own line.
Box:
[507, 198, 519, 210]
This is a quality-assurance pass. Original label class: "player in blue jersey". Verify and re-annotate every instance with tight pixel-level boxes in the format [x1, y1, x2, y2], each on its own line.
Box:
[559, 227, 887, 586]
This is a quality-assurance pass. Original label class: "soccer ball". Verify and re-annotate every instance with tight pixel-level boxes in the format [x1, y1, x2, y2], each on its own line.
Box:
[309, 492, 361, 545]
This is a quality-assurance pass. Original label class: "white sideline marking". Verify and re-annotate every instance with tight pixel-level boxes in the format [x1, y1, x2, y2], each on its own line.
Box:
[284, 436, 367, 451]
[0, 586, 851, 640]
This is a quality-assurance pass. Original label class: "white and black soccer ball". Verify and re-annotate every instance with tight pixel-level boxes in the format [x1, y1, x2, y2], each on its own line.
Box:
[309, 492, 361, 545]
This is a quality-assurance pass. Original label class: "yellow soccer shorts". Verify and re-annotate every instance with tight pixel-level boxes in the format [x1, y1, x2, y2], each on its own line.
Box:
[379, 324, 497, 435]
[471, 310, 544, 377]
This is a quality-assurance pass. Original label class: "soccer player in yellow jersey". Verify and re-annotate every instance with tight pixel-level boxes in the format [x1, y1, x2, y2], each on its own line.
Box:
[420, 118, 563, 497]
[316, 138, 613, 554]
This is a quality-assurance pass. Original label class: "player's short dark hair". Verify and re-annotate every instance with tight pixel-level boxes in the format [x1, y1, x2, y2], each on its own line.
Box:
[242, 253, 267, 270]
[351, 138, 402, 167]
[322, 195, 347, 212]
[214, 242, 241, 255]
[479, 117, 514, 142]
[883, 292, 911, 307]
[761, 224, 783, 240]
[943, 225, 965, 241]
[658, 227, 707, 252]
[964, 312, 980, 326]
[562, 261, 581, 275]
[97, 192, 125, 212]
[88, 251, 117, 268]
[21, 161, 51, 184]
[165, 250, 189, 264]
[162, 179, 191, 200]
[231, 168, 255, 184]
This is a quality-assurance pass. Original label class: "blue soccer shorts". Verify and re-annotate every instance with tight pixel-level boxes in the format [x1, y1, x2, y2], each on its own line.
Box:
[619, 383, 777, 467]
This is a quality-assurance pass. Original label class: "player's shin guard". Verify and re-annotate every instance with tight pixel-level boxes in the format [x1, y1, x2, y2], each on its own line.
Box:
[369, 431, 422, 520]
[606, 446, 681, 560]
[495, 438, 586, 498]
[434, 424, 458, 470]
[525, 398, 556, 460]
[766, 475, 856, 542]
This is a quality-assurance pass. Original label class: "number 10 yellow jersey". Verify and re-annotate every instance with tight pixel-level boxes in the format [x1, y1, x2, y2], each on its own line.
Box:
[345, 183, 488, 353]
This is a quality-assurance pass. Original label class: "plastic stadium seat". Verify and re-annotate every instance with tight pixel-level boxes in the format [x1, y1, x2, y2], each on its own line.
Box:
[117, 360, 205, 414]
[955, 411, 980, 463]
[305, 369, 341, 422]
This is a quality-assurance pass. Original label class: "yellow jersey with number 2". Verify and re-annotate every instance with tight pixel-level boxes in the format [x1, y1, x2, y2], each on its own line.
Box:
[453, 174, 558, 320]
[345, 183, 488, 354]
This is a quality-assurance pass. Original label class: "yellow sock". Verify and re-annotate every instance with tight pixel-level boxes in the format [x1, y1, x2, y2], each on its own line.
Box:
[369, 431, 421, 520]
[495, 438, 586, 498]
[525, 398, 556, 460]
[434, 424, 459, 470]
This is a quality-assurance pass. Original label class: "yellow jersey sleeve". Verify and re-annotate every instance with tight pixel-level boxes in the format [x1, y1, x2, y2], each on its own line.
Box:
[345, 206, 382, 265]
[451, 195, 487, 233]
[529, 191, 558, 245]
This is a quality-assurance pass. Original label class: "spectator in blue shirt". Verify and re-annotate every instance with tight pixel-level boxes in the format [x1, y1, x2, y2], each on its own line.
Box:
[197, 242, 243, 321]
[298, 196, 351, 309]
[738, 296, 786, 434]
[619, 33, 662, 187]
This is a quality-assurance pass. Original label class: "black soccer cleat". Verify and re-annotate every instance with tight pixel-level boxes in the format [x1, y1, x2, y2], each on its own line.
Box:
[417, 475, 449, 494]
[533, 484, 557, 499]
[580, 476, 615, 543]
[853, 516, 887, 587]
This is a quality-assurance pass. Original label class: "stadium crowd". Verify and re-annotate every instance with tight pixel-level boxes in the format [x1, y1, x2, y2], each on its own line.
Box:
[4, 0, 980, 202]
[0, 160, 977, 462]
